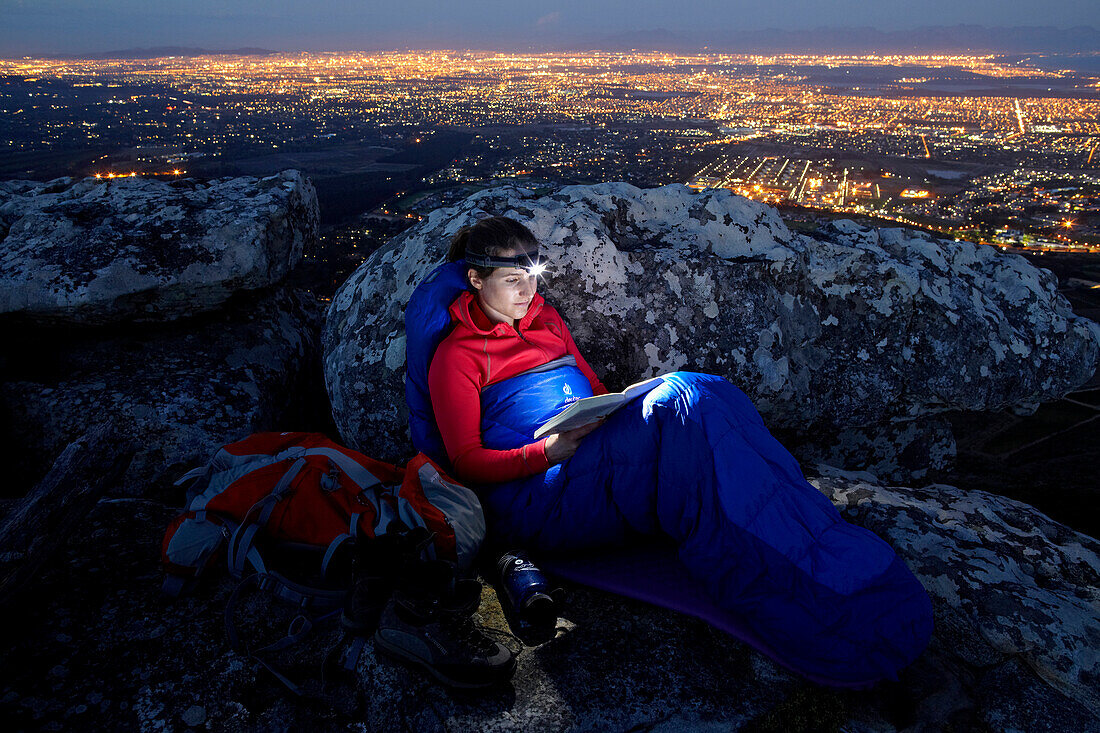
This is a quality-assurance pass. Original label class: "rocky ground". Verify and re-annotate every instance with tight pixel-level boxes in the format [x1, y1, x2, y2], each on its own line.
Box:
[3, 176, 1100, 732]
[0, 497, 804, 732]
[2, 482, 1097, 732]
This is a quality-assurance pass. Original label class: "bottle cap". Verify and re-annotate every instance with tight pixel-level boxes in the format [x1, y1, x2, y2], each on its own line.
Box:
[522, 591, 556, 620]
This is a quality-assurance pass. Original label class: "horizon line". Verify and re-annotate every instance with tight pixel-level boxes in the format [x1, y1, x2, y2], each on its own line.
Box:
[3, 23, 1099, 61]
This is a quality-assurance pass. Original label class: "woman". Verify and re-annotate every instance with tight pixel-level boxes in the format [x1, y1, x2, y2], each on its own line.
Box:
[417, 215, 932, 686]
[428, 216, 608, 484]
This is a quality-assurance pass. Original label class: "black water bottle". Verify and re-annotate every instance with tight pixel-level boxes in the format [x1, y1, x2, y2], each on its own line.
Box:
[496, 550, 562, 641]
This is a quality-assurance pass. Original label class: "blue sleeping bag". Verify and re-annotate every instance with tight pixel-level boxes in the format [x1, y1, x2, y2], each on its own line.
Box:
[405, 261, 933, 687]
[405, 260, 472, 467]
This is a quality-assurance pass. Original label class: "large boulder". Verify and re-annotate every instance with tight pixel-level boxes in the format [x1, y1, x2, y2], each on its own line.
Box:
[0, 170, 318, 325]
[0, 287, 321, 496]
[323, 182, 1098, 468]
[813, 466, 1100, 720]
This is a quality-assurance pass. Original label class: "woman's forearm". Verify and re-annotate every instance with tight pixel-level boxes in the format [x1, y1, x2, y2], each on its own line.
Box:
[450, 439, 551, 484]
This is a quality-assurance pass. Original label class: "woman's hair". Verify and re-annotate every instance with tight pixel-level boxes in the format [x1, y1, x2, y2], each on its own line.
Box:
[448, 216, 540, 285]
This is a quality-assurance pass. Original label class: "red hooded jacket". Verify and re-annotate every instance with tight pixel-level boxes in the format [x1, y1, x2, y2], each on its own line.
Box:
[428, 290, 607, 484]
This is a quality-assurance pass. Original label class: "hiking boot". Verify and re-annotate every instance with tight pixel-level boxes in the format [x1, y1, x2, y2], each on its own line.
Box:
[341, 540, 393, 634]
[373, 571, 516, 690]
[341, 526, 434, 634]
[342, 567, 390, 634]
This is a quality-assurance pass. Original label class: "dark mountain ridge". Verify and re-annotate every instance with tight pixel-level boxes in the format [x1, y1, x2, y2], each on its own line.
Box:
[22, 26, 1100, 60]
[564, 25, 1100, 55]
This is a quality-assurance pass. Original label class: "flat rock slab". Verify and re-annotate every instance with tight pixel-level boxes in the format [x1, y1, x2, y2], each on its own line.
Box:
[323, 182, 1098, 465]
[0, 170, 317, 325]
[0, 287, 320, 496]
[784, 416, 957, 483]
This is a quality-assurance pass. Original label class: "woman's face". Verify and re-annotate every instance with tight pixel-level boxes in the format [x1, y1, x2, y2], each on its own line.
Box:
[468, 248, 539, 326]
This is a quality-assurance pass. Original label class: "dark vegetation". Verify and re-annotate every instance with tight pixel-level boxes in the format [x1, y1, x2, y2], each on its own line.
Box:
[309, 131, 475, 227]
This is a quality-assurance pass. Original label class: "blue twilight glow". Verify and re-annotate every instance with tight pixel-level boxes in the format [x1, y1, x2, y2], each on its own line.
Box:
[0, 0, 1098, 57]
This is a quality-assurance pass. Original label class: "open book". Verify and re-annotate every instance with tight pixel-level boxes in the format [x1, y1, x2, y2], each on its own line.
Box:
[532, 376, 664, 440]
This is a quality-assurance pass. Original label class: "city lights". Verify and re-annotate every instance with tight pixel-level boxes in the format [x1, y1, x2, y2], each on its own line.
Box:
[1, 50, 1096, 251]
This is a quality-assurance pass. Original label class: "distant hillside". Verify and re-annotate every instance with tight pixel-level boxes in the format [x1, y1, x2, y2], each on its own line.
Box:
[570, 25, 1100, 55]
[28, 28, 1100, 61]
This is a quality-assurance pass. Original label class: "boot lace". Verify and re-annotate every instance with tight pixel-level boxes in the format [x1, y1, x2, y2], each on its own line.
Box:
[442, 611, 500, 656]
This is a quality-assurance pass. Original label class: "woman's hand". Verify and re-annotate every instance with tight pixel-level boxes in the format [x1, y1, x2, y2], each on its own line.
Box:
[543, 420, 603, 466]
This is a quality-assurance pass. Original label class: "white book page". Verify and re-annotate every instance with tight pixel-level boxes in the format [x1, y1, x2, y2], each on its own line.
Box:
[532, 393, 625, 439]
[621, 376, 663, 401]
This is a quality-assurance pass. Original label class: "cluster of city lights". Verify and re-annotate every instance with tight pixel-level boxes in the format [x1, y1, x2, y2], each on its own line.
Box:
[92, 170, 185, 179]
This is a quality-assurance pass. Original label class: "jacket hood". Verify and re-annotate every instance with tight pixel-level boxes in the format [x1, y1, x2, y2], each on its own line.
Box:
[448, 290, 545, 337]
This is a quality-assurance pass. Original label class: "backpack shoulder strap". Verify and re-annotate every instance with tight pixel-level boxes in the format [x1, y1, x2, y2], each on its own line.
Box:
[227, 456, 308, 577]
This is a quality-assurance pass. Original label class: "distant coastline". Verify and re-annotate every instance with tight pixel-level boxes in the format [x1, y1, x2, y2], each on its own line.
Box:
[1022, 53, 1100, 74]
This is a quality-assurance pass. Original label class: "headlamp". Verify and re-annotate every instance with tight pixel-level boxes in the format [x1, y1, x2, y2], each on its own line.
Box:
[465, 252, 550, 277]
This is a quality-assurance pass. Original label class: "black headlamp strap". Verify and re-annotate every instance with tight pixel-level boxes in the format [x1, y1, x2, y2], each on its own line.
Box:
[464, 252, 548, 270]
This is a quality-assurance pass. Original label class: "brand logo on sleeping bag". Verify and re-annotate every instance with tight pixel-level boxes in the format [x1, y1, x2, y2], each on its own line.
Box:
[562, 382, 579, 405]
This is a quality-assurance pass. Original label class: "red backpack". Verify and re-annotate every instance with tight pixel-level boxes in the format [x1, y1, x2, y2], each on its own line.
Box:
[161, 431, 485, 605]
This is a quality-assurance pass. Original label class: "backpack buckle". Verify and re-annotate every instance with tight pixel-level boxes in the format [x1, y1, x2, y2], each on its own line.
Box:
[320, 460, 341, 492]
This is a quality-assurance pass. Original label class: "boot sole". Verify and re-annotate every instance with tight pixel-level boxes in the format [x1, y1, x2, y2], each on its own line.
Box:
[373, 634, 515, 690]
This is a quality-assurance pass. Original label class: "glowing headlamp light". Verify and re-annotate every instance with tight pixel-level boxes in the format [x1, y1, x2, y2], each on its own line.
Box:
[465, 251, 550, 277]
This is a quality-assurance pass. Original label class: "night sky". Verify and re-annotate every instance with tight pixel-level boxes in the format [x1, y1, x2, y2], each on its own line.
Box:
[1, 0, 1099, 56]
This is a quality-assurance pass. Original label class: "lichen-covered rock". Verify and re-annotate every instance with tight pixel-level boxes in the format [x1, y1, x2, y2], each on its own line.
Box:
[0, 287, 320, 496]
[323, 182, 1098, 465]
[0, 170, 318, 325]
[812, 467, 1100, 717]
